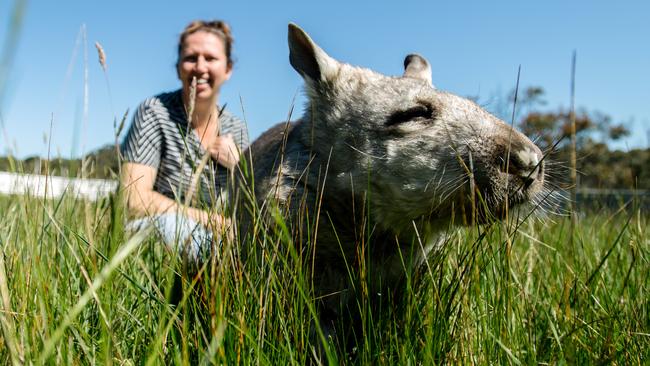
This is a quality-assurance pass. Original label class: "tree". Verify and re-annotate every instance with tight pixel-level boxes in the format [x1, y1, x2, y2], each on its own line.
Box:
[507, 86, 646, 189]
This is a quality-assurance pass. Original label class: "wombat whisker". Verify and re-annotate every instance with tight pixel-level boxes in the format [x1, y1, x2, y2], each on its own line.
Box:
[344, 142, 388, 160]
[438, 180, 466, 204]
[437, 172, 468, 192]
[432, 182, 460, 208]
[436, 175, 469, 206]
[544, 162, 570, 171]
[531, 188, 569, 217]
[435, 187, 456, 207]
[503, 189, 555, 235]
[534, 204, 566, 219]
[531, 135, 543, 145]
[426, 165, 466, 197]
[543, 181, 566, 191]
[546, 189, 570, 212]
[424, 165, 448, 193]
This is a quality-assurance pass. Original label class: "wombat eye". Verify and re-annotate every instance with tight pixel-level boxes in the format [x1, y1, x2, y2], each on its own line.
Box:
[385, 104, 435, 127]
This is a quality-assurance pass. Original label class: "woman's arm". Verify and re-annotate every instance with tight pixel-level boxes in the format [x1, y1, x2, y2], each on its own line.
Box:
[121, 162, 229, 229]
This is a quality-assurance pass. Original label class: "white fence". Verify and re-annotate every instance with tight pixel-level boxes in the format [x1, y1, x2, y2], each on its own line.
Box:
[0, 172, 118, 201]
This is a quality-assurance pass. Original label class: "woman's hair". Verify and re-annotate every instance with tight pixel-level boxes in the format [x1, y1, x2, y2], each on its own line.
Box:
[177, 20, 234, 68]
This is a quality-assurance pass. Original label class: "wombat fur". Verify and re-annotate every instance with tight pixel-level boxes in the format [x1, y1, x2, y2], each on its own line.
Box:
[236, 23, 546, 350]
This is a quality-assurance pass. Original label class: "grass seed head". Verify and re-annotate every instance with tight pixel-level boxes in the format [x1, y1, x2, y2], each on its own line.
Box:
[95, 41, 107, 71]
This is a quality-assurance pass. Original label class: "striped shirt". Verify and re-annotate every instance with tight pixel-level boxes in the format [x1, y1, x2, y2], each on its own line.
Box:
[121, 89, 249, 207]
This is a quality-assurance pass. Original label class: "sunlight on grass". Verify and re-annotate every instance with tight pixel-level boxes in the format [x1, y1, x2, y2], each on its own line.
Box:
[0, 189, 647, 364]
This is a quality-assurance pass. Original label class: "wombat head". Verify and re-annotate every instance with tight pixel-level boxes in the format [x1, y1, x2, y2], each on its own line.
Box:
[288, 24, 545, 229]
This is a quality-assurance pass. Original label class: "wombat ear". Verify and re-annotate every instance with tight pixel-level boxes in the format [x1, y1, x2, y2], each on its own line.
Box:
[288, 23, 338, 83]
[403, 54, 434, 87]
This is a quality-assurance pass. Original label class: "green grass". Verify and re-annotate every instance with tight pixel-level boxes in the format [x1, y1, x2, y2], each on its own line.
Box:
[0, 189, 647, 365]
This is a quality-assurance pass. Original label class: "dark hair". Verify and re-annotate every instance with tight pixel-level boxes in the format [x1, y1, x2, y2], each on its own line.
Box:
[177, 20, 234, 68]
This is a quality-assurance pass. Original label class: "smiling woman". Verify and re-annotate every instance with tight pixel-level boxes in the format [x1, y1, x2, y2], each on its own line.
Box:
[177, 21, 234, 105]
[119, 20, 249, 264]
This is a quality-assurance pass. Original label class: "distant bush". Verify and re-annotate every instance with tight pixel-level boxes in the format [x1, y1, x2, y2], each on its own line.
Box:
[0, 144, 120, 179]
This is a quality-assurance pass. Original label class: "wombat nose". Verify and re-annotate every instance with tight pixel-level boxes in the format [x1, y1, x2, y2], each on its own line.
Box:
[501, 147, 544, 188]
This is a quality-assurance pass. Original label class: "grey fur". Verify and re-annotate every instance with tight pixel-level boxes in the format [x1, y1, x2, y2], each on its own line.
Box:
[238, 23, 545, 339]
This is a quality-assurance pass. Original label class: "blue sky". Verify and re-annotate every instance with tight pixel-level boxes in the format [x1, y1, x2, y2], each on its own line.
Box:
[1, 0, 648, 159]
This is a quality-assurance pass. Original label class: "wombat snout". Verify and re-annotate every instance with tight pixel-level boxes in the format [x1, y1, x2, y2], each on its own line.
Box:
[495, 138, 545, 190]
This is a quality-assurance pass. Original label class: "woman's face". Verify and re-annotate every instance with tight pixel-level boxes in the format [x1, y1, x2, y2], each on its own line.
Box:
[177, 31, 232, 102]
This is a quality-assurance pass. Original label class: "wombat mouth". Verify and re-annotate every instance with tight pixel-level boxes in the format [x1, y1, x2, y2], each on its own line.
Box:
[449, 173, 542, 225]
[453, 199, 530, 225]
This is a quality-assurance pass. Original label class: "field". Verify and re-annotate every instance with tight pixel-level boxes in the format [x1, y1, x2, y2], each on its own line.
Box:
[0, 188, 647, 365]
[2, 0, 650, 363]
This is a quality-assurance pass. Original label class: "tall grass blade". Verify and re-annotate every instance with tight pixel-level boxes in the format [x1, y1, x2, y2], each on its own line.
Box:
[38, 226, 152, 363]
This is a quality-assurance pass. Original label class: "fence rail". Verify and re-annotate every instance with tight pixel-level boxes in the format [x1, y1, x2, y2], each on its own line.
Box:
[573, 188, 649, 210]
[0, 172, 118, 201]
[0, 172, 648, 210]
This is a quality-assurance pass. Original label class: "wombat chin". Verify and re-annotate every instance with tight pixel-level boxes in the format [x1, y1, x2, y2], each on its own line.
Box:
[423, 180, 543, 228]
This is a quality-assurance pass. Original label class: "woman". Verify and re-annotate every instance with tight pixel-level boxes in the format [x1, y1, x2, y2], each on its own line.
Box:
[121, 20, 249, 263]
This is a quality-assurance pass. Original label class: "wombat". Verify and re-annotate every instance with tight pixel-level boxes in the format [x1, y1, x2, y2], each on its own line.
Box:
[238, 23, 545, 348]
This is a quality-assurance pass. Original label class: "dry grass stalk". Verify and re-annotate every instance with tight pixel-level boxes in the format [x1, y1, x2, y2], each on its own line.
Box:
[95, 41, 107, 71]
[569, 52, 578, 231]
[187, 76, 197, 121]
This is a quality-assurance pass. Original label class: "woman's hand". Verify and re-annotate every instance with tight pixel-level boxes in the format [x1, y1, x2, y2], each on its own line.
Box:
[208, 133, 240, 170]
